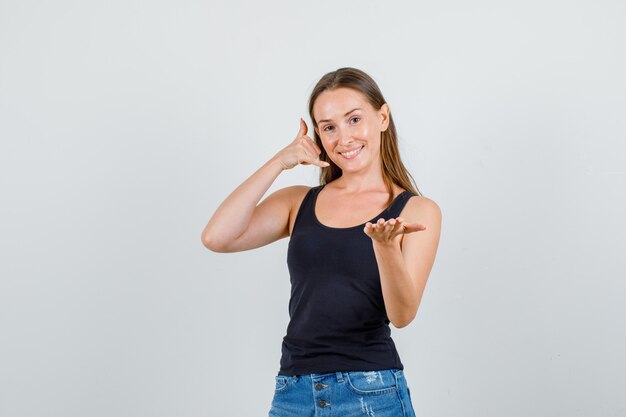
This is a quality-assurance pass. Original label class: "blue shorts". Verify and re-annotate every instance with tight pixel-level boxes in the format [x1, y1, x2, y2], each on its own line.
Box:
[268, 368, 416, 417]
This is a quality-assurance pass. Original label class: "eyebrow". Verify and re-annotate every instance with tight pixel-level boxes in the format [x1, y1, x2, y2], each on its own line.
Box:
[317, 108, 362, 126]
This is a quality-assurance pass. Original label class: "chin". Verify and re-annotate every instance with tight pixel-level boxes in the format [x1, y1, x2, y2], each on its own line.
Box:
[337, 163, 367, 172]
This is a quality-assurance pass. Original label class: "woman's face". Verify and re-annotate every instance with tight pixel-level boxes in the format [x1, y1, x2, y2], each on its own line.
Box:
[313, 87, 390, 173]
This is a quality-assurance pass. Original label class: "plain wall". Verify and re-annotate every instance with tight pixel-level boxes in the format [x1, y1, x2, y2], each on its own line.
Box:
[1, 0, 625, 416]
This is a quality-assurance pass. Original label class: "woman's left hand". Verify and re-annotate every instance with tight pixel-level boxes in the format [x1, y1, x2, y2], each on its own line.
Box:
[364, 217, 427, 247]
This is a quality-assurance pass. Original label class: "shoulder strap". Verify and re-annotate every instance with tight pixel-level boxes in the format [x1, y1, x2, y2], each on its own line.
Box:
[291, 185, 322, 231]
[386, 191, 415, 219]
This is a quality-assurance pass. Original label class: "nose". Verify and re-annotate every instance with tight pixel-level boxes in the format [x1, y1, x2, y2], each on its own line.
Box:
[337, 128, 353, 146]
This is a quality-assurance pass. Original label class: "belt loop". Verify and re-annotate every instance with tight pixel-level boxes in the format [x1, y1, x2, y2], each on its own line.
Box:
[336, 371, 344, 382]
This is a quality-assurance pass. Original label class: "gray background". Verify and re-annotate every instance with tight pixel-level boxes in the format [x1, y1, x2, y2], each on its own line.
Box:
[1, 0, 625, 416]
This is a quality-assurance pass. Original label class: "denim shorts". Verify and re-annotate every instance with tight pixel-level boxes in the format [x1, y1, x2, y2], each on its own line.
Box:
[268, 368, 416, 417]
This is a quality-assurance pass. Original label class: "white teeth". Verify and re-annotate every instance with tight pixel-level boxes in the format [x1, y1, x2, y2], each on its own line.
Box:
[341, 146, 363, 157]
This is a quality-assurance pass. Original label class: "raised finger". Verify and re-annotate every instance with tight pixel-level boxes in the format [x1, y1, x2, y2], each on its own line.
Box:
[296, 118, 308, 138]
[375, 218, 387, 232]
[382, 218, 395, 233]
[365, 221, 379, 233]
[386, 218, 400, 235]
[388, 218, 403, 236]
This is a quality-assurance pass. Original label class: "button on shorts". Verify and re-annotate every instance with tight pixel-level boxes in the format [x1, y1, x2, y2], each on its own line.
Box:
[268, 368, 416, 417]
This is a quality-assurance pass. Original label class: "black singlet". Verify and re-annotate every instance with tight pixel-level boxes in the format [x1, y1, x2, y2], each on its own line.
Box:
[277, 184, 416, 376]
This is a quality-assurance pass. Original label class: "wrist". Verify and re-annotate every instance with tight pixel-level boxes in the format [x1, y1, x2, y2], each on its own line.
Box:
[270, 155, 287, 171]
[372, 239, 401, 251]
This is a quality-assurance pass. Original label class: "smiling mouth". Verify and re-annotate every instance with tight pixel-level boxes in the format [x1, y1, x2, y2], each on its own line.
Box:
[340, 145, 364, 159]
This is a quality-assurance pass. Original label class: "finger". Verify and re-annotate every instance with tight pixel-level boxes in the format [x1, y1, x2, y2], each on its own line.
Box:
[397, 218, 409, 234]
[371, 218, 385, 233]
[365, 222, 380, 236]
[388, 218, 403, 236]
[298, 143, 321, 167]
[383, 218, 395, 233]
[302, 153, 330, 168]
[297, 118, 308, 138]
[296, 143, 311, 165]
[300, 144, 328, 167]
[301, 135, 323, 158]
[402, 223, 427, 233]
[310, 157, 330, 168]
[310, 139, 323, 155]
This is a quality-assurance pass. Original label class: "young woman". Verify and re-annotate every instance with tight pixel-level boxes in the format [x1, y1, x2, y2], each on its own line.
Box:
[202, 67, 441, 417]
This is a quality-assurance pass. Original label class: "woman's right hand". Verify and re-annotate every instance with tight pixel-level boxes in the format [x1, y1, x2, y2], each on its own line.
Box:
[274, 118, 330, 170]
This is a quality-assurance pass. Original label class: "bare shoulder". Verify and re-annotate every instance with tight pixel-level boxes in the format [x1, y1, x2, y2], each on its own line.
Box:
[286, 184, 313, 196]
[264, 184, 312, 209]
[257, 185, 311, 217]
[401, 195, 442, 222]
[272, 185, 312, 207]
[265, 184, 310, 201]
[284, 185, 313, 235]
[398, 195, 442, 253]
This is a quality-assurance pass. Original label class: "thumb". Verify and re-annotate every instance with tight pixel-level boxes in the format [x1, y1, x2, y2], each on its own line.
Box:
[403, 223, 427, 233]
[297, 117, 308, 138]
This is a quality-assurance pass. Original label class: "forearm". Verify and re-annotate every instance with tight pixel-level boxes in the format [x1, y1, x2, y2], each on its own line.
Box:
[202, 156, 284, 246]
[372, 241, 420, 328]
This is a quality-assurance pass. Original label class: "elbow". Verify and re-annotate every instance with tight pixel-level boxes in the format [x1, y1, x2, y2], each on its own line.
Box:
[392, 319, 411, 329]
[391, 311, 417, 329]
[201, 232, 228, 253]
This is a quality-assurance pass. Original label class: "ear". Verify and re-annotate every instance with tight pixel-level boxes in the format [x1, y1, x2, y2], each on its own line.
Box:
[380, 103, 390, 132]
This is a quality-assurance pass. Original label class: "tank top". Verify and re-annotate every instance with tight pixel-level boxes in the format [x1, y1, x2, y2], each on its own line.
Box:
[277, 184, 416, 376]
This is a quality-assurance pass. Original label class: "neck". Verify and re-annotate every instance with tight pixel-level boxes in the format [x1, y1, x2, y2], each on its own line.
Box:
[332, 158, 386, 194]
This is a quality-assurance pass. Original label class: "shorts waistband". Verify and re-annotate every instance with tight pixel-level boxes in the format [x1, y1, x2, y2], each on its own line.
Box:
[309, 371, 345, 382]
[277, 368, 402, 383]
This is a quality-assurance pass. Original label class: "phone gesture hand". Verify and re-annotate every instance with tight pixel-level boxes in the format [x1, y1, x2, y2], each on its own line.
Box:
[274, 118, 330, 170]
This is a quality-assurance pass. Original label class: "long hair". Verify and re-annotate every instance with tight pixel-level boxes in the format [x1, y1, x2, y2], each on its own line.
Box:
[307, 67, 423, 208]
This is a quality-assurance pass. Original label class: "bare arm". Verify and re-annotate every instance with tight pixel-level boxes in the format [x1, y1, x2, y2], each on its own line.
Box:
[201, 156, 284, 252]
[364, 197, 442, 328]
[201, 118, 328, 253]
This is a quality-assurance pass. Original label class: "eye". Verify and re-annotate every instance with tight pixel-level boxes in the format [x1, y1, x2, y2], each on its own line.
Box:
[323, 125, 333, 132]
[350, 116, 361, 123]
